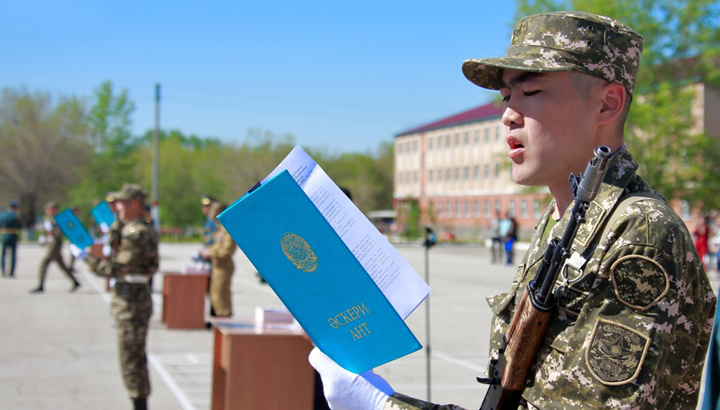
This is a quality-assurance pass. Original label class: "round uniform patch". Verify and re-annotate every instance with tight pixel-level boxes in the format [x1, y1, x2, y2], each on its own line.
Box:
[586, 319, 650, 386]
[610, 255, 669, 310]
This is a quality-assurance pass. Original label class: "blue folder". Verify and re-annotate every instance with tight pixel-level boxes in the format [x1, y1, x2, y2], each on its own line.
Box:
[218, 170, 421, 373]
[55, 209, 94, 249]
[91, 201, 115, 229]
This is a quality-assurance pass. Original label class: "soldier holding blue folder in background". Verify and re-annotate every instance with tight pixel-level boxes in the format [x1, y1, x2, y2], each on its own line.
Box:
[30, 201, 80, 293]
[75, 184, 159, 410]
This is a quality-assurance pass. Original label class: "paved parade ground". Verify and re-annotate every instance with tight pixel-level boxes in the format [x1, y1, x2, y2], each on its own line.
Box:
[1, 242, 717, 409]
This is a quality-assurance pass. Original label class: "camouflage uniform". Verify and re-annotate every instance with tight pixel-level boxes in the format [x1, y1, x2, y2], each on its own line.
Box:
[385, 12, 716, 410]
[34, 202, 80, 291]
[85, 185, 159, 402]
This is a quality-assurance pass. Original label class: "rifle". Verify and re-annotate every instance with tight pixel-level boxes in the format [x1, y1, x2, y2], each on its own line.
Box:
[478, 146, 613, 410]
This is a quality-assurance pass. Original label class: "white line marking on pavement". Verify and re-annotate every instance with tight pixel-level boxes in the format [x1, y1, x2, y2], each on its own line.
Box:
[433, 350, 486, 373]
[80, 270, 111, 303]
[187, 353, 200, 364]
[148, 354, 197, 410]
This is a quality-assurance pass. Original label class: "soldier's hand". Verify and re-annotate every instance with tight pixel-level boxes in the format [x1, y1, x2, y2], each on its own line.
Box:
[309, 347, 394, 410]
[69, 244, 88, 260]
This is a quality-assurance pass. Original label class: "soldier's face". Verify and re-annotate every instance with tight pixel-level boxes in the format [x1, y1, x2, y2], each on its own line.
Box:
[116, 199, 141, 221]
[500, 70, 599, 192]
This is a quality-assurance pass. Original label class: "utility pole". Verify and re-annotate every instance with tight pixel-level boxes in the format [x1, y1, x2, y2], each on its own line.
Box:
[423, 226, 436, 402]
[152, 83, 161, 233]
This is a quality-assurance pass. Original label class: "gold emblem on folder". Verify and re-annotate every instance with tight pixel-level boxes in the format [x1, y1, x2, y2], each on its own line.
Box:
[280, 232, 318, 272]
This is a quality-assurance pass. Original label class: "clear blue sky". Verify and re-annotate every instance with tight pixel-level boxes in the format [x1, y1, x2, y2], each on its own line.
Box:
[1, 1, 517, 153]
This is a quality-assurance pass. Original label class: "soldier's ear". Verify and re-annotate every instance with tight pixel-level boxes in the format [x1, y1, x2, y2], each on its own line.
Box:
[597, 82, 626, 126]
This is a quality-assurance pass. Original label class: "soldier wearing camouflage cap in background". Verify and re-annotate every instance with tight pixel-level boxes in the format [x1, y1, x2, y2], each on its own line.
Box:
[30, 201, 81, 293]
[200, 202, 237, 317]
[80, 184, 159, 410]
[310, 11, 716, 410]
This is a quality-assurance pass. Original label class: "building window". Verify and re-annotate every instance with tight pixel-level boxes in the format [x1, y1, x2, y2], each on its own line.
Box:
[464, 167, 470, 180]
[474, 130, 479, 145]
[437, 169, 442, 182]
[533, 200, 541, 219]
[428, 137, 433, 151]
[495, 126, 501, 143]
[484, 128, 490, 143]
[413, 171, 418, 183]
[474, 200, 480, 218]
[464, 132, 469, 146]
[484, 200, 490, 218]
[484, 164, 490, 180]
[455, 201, 460, 217]
[464, 201, 470, 218]
[447, 201, 452, 217]
[446, 135, 451, 148]
[495, 164, 501, 179]
[474, 166, 479, 181]
[509, 201, 516, 217]
[437, 201, 443, 217]
[428, 170, 434, 183]
[521, 200, 528, 218]
[455, 168, 460, 181]
[446, 169, 451, 181]
[495, 200, 501, 213]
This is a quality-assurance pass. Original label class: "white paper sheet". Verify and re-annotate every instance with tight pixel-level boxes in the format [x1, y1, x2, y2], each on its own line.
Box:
[262, 146, 430, 319]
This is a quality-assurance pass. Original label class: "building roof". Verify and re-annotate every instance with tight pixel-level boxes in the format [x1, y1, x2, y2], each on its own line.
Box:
[395, 102, 504, 137]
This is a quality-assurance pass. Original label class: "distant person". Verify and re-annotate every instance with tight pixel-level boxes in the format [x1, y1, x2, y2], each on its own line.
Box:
[0, 200, 21, 278]
[199, 194, 219, 319]
[504, 215, 518, 265]
[30, 201, 80, 293]
[489, 212, 502, 264]
[200, 203, 236, 317]
[79, 184, 159, 410]
[694, 215, 710, 270]
[498, 212, 511, 264]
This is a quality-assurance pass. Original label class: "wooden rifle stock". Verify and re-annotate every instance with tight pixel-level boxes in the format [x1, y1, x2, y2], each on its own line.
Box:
[478, 146, 613, 410]
[479, 291, 552, 410]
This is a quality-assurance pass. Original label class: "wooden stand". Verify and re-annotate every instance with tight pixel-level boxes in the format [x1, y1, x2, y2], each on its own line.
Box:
[161, 272, 209, 329]
[211, 319, 314, 410]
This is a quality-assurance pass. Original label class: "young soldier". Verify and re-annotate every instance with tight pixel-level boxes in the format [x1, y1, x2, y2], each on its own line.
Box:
[80, 184, 159, 410]
[310, 11, 716, 410]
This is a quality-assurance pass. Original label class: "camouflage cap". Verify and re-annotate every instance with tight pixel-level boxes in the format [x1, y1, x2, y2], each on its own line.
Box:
[201, 194, 217, 206]
[115, 183, 147, 202]
[105, 191, 117, 203]
[462, 11, 644, 96]
[45, 201, 59, 210]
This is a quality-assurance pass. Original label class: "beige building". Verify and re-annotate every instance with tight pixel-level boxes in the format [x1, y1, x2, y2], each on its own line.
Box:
[393, 82, 720, 241]
[393, 102, 547, 241]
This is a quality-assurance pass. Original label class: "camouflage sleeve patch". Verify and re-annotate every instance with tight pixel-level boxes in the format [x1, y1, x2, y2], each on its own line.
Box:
[385, 393, 467, 410]
[610, 255, 669, 310]
[585, 318, 650, 386]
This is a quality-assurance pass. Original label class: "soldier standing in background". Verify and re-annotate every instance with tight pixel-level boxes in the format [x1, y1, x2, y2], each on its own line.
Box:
[200, 194, 219, 321]
[200, 202, 236, 317]
[79, 184, 159, 410]
[0, 200, 21, 278]
[30, 201, 80, 293]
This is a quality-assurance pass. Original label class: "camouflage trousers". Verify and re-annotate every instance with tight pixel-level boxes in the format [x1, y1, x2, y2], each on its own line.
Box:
[112, 282, 153, 399]
[37, 246, 78, 287]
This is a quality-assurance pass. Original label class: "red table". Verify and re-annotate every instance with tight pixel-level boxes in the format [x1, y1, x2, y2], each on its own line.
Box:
[161, 272, 209, 329]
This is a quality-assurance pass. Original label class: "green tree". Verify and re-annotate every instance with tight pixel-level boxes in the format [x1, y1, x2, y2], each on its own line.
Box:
[68, 81, 138, 219]
[0, 87, 90, 229]
[515, 0, 720, 207]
